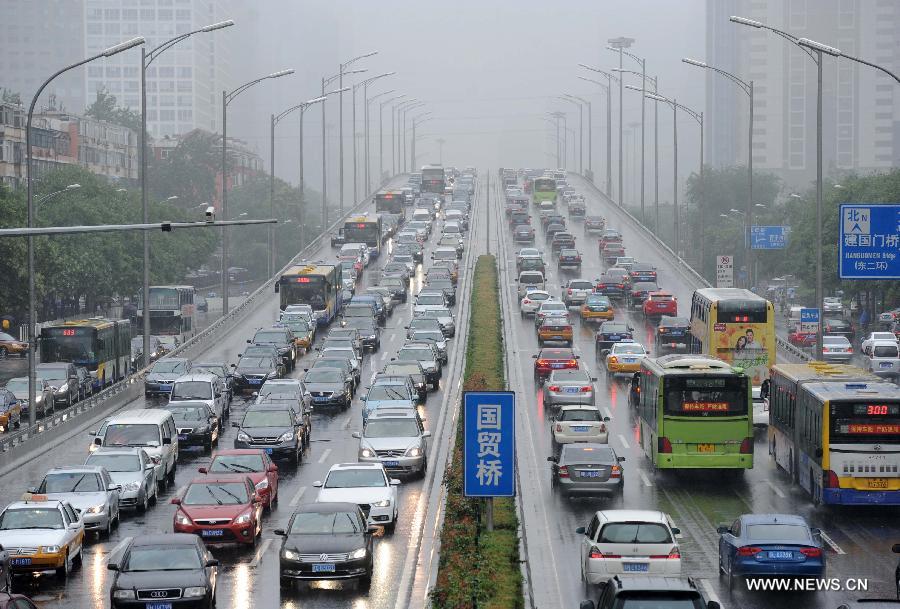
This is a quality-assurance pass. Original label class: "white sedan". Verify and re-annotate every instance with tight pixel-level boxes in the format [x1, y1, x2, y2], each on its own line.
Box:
[861, 331, 898, 356]
[314, 463, 399, 531]
[551, 405, 610, 448]
[520, 290, 553, 317]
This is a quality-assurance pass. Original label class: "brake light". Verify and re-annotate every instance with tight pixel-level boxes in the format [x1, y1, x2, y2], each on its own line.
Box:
[846, 347, 853, 353]
[523, 299, 531, 304]
[739, 438, 753, 454]
[610, 465, 622, 478]
[800, 547, 822, 558]
[659, 327, 668, 333]
[576, 256, 581, 261]
[566, 360, 576, 367]
[589, 547, 619, 559]
[617, 284, 624, 289]
[608, 356, 618, 364]
[555, 424, 563, 432]
[536, 359, 549, 367]
[568, 289, 573, 295]
[548, 385, 561, 392]
[737, 546, 762, 557]
[580, 386, 592, 392]
[825, 469, 840, 488]
[659, 437, 672, 453]
[650, 547, 681, 559]
[558, 465, 569, 478]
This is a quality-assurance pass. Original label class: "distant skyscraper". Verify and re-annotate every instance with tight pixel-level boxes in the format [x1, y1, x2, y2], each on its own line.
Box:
[705, 0, 900, 190]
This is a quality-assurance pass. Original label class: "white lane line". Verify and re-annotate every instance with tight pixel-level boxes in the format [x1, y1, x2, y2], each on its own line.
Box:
[249, 538, 272, 568]
[317, 448, 332, 464]
[765, 480, 786, 499]
[341, 416, 352, 430]
[638, 470, 654, 487]
[617, 433, 630, 449]
[289, 486, 307, 507]
[819, 530, 846, 555]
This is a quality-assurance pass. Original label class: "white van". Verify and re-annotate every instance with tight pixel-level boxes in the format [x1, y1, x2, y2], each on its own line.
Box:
[96, 410, 178, 490]
[412, 208, 433, 223]
[169, 372, 228, 421]
[517, 271, 546, 298]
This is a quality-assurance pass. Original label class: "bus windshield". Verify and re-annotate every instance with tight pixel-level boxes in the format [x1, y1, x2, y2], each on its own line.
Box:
[830, 401, 900, 444]
[534, 179, 556, 192]
[281, 278, 327, 310]
[344, 222, 379, 245]
[663, 376, 748, 417]
[40, 328, 95, 362]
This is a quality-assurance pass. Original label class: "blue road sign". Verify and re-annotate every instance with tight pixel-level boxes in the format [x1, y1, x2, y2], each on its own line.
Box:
[751, 226, 788, 250]
[839, 204, 900, 279]
[464, 391, 515, 497]
[800, 308, 819, 324]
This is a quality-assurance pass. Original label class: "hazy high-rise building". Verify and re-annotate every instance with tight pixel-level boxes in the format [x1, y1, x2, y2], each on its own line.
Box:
[705, 0, 900, 190]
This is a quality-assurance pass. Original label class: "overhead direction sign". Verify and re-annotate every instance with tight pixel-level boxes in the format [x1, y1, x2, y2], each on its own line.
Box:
[839, 204, 900, 279]
[464, 391, 515, 497]
[751, 226, 788, 250]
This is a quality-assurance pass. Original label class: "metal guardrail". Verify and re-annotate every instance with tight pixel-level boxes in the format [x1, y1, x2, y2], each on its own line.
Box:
[572, 173, 811, 364]
[0, 176, 404, 465]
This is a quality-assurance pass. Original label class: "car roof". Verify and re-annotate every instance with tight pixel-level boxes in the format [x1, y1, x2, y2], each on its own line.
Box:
[189, 474, 250, 485]
[211, 448, 267, 456]
[173, 372, 218, 382]
[367, 409, 418, 420]
[538, 348, 575, 356]
[130, 533, 204, 547]
[89, 447, 146, 457]
[328, 462, 385, 471]
[739, 513, 808, 526]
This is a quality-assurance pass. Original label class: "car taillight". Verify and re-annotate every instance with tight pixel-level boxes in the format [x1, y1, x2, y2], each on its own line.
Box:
[650, 547, 681, 559]
[567, 359, 578, 367]
[846, 347, 853, 353]
[825, 469, 840, 488]
[610, 465, 622, 478]
[739, 438, 753, 454]
[608, 356, 618, 363]
[558, 465, 569, 478]
[548, 385, 561, 392]
[536, 359, 549, 367]
[800, 547, 822, 558]
[659, 437, 672, 453]
[737, 546, 762, 557]
[555, 424, 563, 432]
[659, 327, 668, 333]
[568, 289, 573, 295]
[589, 547, 618, 559]
[580, 386, 592, 392]
[617, 284, 624, 288]
[523, 299, 531, 304]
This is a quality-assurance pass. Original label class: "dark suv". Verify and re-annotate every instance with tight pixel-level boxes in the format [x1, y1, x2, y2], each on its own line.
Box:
[580, 576, 720, 609]
[249, 326, 297, 372]
[232, 405, 305, 465]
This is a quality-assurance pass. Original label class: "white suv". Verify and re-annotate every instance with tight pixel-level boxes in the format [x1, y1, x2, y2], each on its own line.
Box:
[577, 509, 681, 585]
[313, 463, 400, 533]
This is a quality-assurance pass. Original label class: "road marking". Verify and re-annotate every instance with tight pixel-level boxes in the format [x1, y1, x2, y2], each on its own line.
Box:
[617, 433, 630, 449]
[249, 538, 272, 568]
[765, 480, 786, 499]
[317, 448, 332, 463]
[819, 530, 846, 555]
[638, 470, 654, 487]
[341, 416, 352, 430]
[289, 486, 307, 507]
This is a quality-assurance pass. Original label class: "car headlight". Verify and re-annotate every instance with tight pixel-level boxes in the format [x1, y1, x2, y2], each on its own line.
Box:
[123, 482, 141, 492]
[255, 479, 269, 490]
[42, 545, 61, 554]
[85, 505, 105, 515]
[359, 447, 375, 458]
[175, 511, 192, 526]
[184, 587, 207, 598]
[234, 510, 252, 524]
[405, 446, 423, 457]
[237, 431, 251, 442]
[349, 547, 368, 560]
[372, 499, 391, 507]
[59, 383, 69, 392]
[282, 548, 300, 561]
[113, 590, 136, 600]
[278, 431, 294, 443]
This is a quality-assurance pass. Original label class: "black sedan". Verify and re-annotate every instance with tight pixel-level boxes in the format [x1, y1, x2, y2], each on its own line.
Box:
[595, 322, 634, 355]
[163, 401, 220, 452]
[275, 502, 376, 590]
[107, 533, 218, 609]
[656, 316, 691, 354]
[231, 356, 284, 393]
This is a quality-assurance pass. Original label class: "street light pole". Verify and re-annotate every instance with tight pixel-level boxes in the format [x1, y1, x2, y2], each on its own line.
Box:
[366, 87, 395, 195]
[558, 96, 583, 174]
[338, 52, 377, 218]
[607, 37, 634, 206]
[612, 48, 647, 220]
[579, 65, 618, 200]
[565, 94, 591, 179]
[379, 94, 404, 187]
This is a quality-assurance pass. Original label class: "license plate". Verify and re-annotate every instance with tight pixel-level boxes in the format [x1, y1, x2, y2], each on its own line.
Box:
[146, 603, 173, 609]
[178, 434, 188, 441]
[608, 335, 620, 340]
[869, 478, 888, 488]
[623, 358, 635, 363]
[880, 362, 893, 368]
[580, 470, 601, 478]
[383, 460, 400, 467]
[551, 363, 565, 368]
[564, 387, 580, 394]
[201, 529, 224, 537]
[265, 448, 273, 454]
[768, 551, 793, 560]
[10, 558, 31, 566]
[696, 443, 716, 453]
[623, 563, 649, 572]
[313, 563, 336, 573]
[313, 396, 329, 402]
[248, 379, 262, 385]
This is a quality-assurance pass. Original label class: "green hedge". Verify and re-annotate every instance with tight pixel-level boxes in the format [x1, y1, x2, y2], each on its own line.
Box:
[432, 255, 523, 609]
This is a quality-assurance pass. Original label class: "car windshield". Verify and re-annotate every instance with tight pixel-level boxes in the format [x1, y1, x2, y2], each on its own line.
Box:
[5, 379, 28, 394]
[37, 367, 67, 380]
[243, 347, 276, 357]
[662, 317, 689, 326]
[603, 325, 629, 334]
[614, 344, 645, 354]
[152, 361, 187, 374]
[193, 365, 225, 378]
[559, 409, 601, 422]
[413, 331, 443, 342]
[305, 369, 345, 383]
[823, 337, 849, 345]
[289, 511, 363, 535]
[166, 405, 208, 421]
[0, 507, 64, 530]
[399, 348, 434, 361]
[40, 472, 103, 493]
[210, 454, 264, 473]
[542, 303, 566, 312]
[384, 364, 420, 377]
[171, 381, 212, 400]
[85, 454, 141, 472]
[124, 546, 202, 572]
[238, 358, 272, 369]
[259, 384, 300, 397]
[417, 295, 445, 305]
[103, 424, 160, 447]
[241, 409, 292, 428]
[599, 522, 672, 544]
[368, 385, 411, 401]
[183, 482, 249, 506]
[562, 445, 615, 463]
[745, 523, 810, 542]
[324, 469, 386, 488]
[364, 419, 420, 438]
[254, 331, 288, 343]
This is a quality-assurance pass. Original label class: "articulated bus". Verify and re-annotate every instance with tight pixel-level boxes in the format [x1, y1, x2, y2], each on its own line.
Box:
[767, 362, 900, 505]
[136, 285, 195, 343]
[689, 288, 775, 386]
[421, 165, 446, 194]
[276, 263, 343, 325]
[343, 215, 384, 259]
[40, 318, 132, 389]
[375, 191, 405, 216]
[532, 177, 557, 207]
[638, 354, 753, 470]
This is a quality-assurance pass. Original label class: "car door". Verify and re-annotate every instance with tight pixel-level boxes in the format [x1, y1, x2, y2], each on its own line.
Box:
[139, 450, 154, 496]
[720, 518, 740, 574]
[263, 453, 278, 498]
[103, 470, 121, 519]
[581, 514, 601, 576]
[62, 502, 84, 557]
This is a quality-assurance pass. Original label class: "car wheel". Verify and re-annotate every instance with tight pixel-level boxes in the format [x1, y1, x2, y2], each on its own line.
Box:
[385, 517, 396, 535]
[55, 551, 70, 579]
[103, 516, 113, 539]
[204, 439, 212, 454]
[359, 567, 373, 591]
[139, 490, 149, 513]
[293, 448, 302, 467]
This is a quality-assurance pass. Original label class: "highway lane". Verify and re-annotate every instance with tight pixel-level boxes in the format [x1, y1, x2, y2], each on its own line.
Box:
[0, 179, 484, 609]
[504, 173, 900, 609]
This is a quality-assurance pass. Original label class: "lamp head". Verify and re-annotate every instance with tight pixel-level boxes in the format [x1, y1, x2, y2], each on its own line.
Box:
[797, 38, 842, 57]
[201, 19, 234, 32]
[682, 58, 707, 68]
[268, 69, 294, 79]
[102, 37, 145, 57]
[729, 16, 763, 28]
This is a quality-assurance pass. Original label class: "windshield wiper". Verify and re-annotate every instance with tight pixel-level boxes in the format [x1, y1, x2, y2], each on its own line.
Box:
[209, 484, 243, 504]
[219, 463, 255, 473]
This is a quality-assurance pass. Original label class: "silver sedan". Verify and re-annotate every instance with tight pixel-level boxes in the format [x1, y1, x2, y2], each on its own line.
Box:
[542, 369, 597, 410]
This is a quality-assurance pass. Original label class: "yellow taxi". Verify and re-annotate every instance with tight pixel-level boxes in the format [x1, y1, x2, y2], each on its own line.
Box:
[282, 319, 315, 351]
[605, 341, 649, 376]
[581, 294, 615, 322]
[537, 318, 574, 346]
[0, 494, 85, 578]
[0, 389, 22, 432]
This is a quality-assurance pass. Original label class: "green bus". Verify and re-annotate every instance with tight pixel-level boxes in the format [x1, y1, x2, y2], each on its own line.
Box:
[637, 354, 753, 470]
[532, 177, 557, 207]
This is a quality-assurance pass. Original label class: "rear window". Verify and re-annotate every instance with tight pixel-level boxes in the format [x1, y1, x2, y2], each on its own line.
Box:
[618, 594, 704, 609]
[745, 523, 810, 543]
[874, 345, 899, 358]
[562, 445, 615, 463]
[599, 522, 672, 544]
[520, 274, 544, 284]
[559, 409, 601, 422]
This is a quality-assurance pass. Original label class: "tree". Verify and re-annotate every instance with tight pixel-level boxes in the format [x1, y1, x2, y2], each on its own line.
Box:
[149, 130, 227, 206]
[85, 88, 141, 133]
[0, 89, 21, 105]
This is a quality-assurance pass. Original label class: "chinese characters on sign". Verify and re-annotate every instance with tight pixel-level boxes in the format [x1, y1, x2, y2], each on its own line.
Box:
[750, 226, 789, 250]
[464, 391, 515, 497]
[839, 204, 900, 279]
[716, 255, 734, 288]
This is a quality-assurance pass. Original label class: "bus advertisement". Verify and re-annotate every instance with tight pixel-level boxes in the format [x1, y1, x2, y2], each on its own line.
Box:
[689, 288, 775, 386]
[421, 165, 445, 194]
[276, 264, 343, 325]
[767, 362, 900, 505]
[638, 354, 753, 470]
[532, 177, 557, 207]
[375, 191, 405, 215]
[343, 215, 384, 258]
[136, 285, 195, 343]
[40, 318, 132, 389]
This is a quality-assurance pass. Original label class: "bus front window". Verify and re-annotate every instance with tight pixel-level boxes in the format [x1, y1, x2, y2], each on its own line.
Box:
[282, 282, 327, 310]
[40, 331, 95, 362]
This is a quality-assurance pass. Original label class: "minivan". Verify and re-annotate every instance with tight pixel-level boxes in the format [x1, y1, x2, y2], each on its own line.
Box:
[169, 372, 228, 422]
[517, 271, 546, 298]
[95, 409, 179, 490]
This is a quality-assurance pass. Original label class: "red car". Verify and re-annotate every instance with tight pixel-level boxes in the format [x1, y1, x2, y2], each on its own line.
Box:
[788, 329, 817, 347]
[601, 244, 625, 264]
[533, 347, 580, 384]
[172, 475, 263, 546]
[643, 291, 678, 319]
[199, 449, 279, 509]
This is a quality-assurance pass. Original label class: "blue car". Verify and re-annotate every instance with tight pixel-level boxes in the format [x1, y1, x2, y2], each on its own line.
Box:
[717, 513, 825, 587]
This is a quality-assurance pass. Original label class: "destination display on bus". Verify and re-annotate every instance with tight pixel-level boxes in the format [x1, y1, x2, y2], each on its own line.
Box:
[664, 376, 747, 417]
[830, 401, 900, 442]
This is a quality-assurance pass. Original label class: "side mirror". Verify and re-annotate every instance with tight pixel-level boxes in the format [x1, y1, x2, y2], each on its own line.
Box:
[274, 529, 286, 537]
[547, 456, 558, 463]
[352, 432, 361, 439]
[603, 417, 611, 422]
[575, 526, 586, 535]
[145, 463, 155, 470]
[246, 339, 251, 344]
[94, 437, 102, 446]
[107, 563, 119, 571]
[892, 543, 900, 554]
[27, 487, 37, 494]
[531, 354, 538, 359]
[312, 481, 323, 488]
[671, 527, 681, 535]
[230, 363, 237, 368]
[198, 467, 208, 474]
[88, 430, 96, 436]
[171, 498, 181, 505]
[390, 478, 401, 486]
[423, 431, 432, 438]
[617, 456, 626, 462]
[591, 377, 598, 382]
[205, 558, 219, 567]
[162, 437, 172, 445]
[108, 484, 123, 492]
[231, 421, 240, 428]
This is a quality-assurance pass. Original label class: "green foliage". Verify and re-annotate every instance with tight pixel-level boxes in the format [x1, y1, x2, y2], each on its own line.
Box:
[85, 88, 141, 133]
[148, 130, 223, 206]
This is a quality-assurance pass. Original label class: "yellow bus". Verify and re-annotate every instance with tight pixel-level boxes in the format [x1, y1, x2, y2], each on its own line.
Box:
[689, 288, 775, 386]
[40, 318, 132, 389]
[276, 264, 343, 325]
